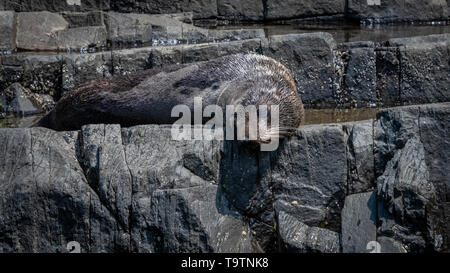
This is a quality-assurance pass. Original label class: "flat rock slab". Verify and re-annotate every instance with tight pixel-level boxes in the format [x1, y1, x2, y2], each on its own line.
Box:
[341, 191, 377, 253]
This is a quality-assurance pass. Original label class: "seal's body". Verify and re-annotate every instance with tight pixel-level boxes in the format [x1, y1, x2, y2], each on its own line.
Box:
[38, 54, 304, 141]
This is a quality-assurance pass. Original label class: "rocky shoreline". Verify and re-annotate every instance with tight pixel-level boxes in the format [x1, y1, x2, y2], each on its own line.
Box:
[0, 0, 450, 254]
[1, 0, 449, 24]
[0, 103, 449, 253]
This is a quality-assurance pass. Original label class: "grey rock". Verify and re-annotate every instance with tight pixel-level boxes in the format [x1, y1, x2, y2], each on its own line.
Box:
[217, 0, 265, 21]
[277, 211, 341, 253]
[1, 82, 40, 116]
[56, 26, 107, 50]
[16, 11, 107, 51]
[105, 12, 153, 46]
[121, 125, 251, 253]
[263, 33, 338, 107]
[61, 11, 104, 28]
[342, 43, 377, 107]
[0, 53, 63, 96]
[78, 124, 132, 233]
[374, 105, 420, 177]
[16, 11, 69, 50]
[377, 236, 407, 253]
[341, 191, 377, 253]
[0, 125, 254, 253]
[375, 103, 450, 251]
[377, 138, 434, 251]
[344, 120, 375, 194]
[376, 47, 401, 106]
[0, 11, 15, 51]
[111, 38, 263, 74]
[0, 128, 126, 253]
[2, 0, 111, 12]
[110, 0, 218, 20]
[270, 124, 347, 230]
[266, 0, 345, 20]
[398, 38, 450, 105]
[347, 0, 449, 23]
[62, 51, 112, 93]
[388, 33, 450, 46]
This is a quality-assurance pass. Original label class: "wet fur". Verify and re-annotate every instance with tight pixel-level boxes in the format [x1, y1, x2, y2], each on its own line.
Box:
[38, 54, 305, 138]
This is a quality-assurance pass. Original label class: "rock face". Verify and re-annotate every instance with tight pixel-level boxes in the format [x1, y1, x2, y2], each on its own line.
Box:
[277, 211, 341, 253]
[341, 191, 377, 253]
[339, 42, 377, 107]
[1, 103, 450, 252]
[347, 0, 449, 23]
[0, 125, 252, 253]
[15, 11, 107, 51]
[217, 0, 265, 21]
[266, 0, 345, 20]
[1, 13, 449, 108]
[263, 33, 338, 107]
[0, 82, 41, 116]
[16, 11, 69, 51]
[390, 35, 450, 105]
[375, 103, 450, 252]
[1, 0, 449, 23]
[0, 11, 15, 51]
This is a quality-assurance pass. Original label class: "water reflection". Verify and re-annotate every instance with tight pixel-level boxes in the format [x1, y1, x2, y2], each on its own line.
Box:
[214, 22, 450, 43]
[1, 109, 378, 129]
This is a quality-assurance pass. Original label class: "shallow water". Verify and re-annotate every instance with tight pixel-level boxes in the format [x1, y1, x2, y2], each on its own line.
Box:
[215, 22, 450, 43]
[301, 108, 377, 125]
[0, 108, 377, 129]
[0, 114, 43, 129]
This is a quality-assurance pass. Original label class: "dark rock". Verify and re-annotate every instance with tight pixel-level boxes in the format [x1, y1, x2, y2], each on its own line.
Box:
[375, 103, 450, 252]
[217, 0, 265, 21]
[78, 124, 132, 233]
[377, 236, 407, 253]
[270, 124, 347, 230]
[0, 127, 126, 253]
[340, 42, 377, 107]
[397, 37, 450, 105]
[61, 11, 104, 28]
[2, 0, 111, 13]
[121, 125, 251, 253]
[0, 53, 63, 97]
[266, 0, 345, 20]
[263, 33, 338, 107]
[0, 125, 254, 253]
[341, 191, 377, 253]
[62, 51, 112, 93]
[0, 11, 15, 52]
[374, 105, 420, 178]
[377, 138, 434, 251]
[344, 120, 375, 194]
[111, 0, 218, 20]
[347, 0, 449, 23]
[105, 12, 153, 46]
[277, 211, 341, 253]
[1, 82, 40, 116]
[376, 47, 401, 106]
[111, 38, 263, 74]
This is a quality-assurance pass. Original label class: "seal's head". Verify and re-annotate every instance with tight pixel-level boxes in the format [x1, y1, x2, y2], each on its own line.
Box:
[218, 54, 304, 144]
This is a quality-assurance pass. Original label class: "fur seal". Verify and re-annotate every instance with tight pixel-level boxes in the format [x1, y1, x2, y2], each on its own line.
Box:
[37, 54, 304, 142]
